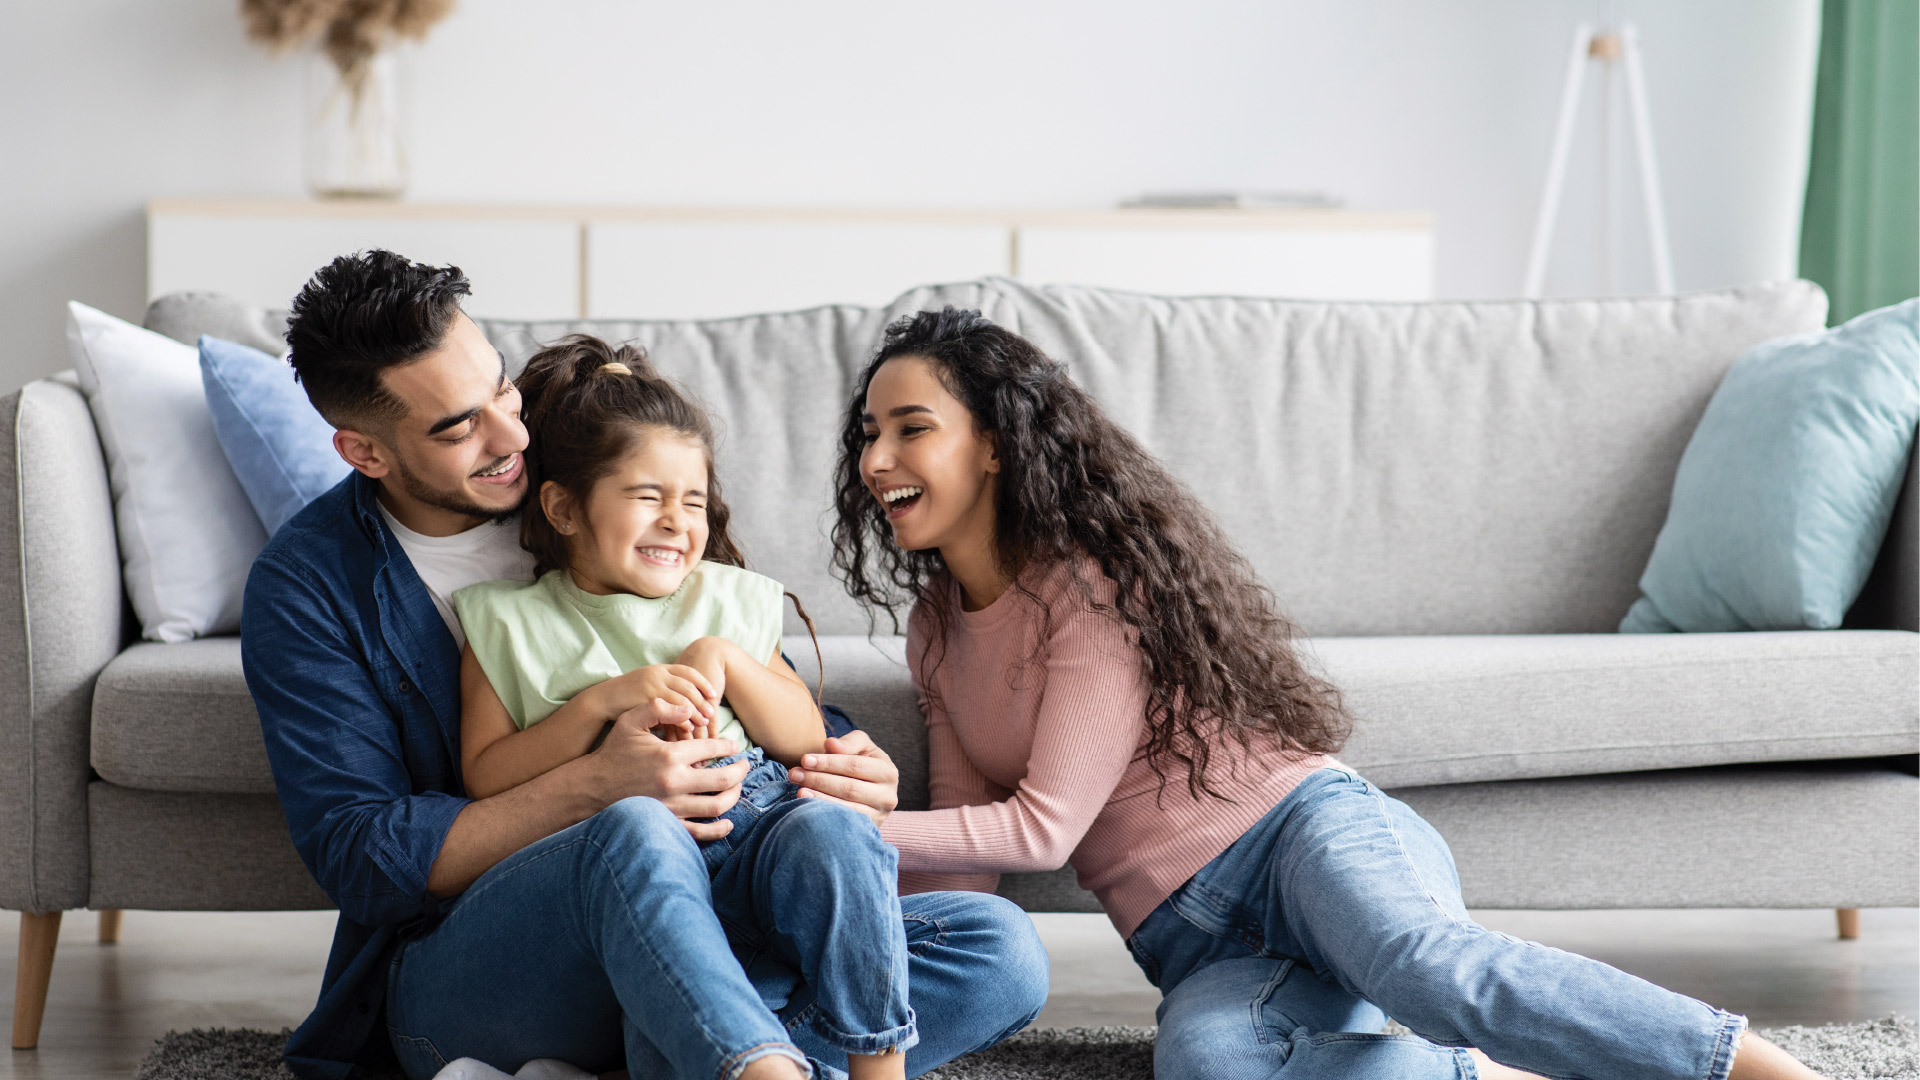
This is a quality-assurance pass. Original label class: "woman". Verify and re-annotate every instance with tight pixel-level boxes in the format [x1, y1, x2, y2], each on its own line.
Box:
[821, 307, 1824, 1080]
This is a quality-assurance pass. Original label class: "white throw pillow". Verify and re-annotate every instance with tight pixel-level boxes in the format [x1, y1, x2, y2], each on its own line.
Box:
[66, 302, 267, 642]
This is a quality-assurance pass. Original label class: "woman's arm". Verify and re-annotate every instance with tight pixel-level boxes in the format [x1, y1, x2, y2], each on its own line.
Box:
[679, 637, 826, 766]
[877, 603, 1149, 876]
[458, 644, 724, 799]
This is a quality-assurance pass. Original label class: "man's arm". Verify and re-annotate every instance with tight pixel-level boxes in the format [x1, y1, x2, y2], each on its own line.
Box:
[244, 553, 750, 921]
[429, 708, 748, 896]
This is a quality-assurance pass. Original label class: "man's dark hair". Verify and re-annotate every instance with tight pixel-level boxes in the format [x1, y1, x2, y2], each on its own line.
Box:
[284, 250, 472, 430]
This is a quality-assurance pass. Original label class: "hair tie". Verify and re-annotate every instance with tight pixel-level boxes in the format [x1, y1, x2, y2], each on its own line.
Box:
[599, 362, 632, 375]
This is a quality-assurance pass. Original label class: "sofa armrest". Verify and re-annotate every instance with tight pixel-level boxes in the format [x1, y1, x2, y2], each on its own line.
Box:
[1846, 429, 1919, 632]
[0, 378, 126, 912]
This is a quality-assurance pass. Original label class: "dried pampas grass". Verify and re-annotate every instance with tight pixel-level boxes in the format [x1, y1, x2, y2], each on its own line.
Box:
[241, 0, 453, 87]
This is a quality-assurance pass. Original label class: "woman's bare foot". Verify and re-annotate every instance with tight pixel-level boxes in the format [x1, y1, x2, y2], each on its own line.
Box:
[1728, 1031, 1827, 1080]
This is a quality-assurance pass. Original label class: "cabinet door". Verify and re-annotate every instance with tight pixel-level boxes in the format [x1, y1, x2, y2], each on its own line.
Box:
[587, 220, 1010, 319]
[1015, 226, 1434, 301]
[148, 214, 581, 318]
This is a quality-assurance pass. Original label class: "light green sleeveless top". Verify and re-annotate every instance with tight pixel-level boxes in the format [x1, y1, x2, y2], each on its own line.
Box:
[452, 563, 785, 747]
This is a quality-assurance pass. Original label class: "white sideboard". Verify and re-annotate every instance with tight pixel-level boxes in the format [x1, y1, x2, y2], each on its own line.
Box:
[148, 200, 1434, 320]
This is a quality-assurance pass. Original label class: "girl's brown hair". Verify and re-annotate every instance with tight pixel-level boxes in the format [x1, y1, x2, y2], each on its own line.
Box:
[831, 309, 1348, 802]
[514, 335, 744, 576]
[516, 334, 824, 697]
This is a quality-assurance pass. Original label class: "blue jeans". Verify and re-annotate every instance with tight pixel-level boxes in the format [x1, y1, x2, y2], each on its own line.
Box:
[386, 791, 1047, 1079]
[1127, 767, 1747, 1080]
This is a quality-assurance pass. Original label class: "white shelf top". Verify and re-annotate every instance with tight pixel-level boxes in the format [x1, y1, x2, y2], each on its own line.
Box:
[147, 198, 1432, 232]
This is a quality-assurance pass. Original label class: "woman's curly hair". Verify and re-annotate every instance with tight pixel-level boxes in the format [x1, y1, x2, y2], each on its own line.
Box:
[831, 307, 1348, 801]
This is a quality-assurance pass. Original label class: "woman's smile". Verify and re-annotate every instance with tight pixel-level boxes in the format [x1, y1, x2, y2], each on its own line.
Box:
[880, 485, 924, 519]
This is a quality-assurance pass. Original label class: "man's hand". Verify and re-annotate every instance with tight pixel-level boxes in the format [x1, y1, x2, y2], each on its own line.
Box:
[594, 707, 747, 841]
[785, 730, 900, 825]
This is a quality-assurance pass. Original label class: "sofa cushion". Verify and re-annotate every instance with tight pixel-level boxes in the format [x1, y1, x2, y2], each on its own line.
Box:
[92, 639, 272, 794]
[150, 278, 1829, 638]
[818, 630, 1919, 799]
[89, 634, 926, 797]
[199, 335, 351, 536]
[1316, 630, 1920, 788]
[68, 303, 267, 642]
[149, 283, 1006, 638]
[1622, 299, 1920, 633]
[981, 278, 1831, 637]
[93, 630, 1918, 796]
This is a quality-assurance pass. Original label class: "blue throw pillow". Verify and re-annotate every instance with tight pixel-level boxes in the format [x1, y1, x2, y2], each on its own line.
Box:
[1622, 298, 1919, 632]
[199, 335, 350, 536]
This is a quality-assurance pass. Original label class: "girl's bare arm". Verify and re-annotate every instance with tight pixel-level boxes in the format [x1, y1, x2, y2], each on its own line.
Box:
[458, 644, 721, 798]
[680, 637, 826, 766]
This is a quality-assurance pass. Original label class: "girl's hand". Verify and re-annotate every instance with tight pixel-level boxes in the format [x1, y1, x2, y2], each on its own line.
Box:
[631, 695, 700, 741]
[598, 663, 719, 724]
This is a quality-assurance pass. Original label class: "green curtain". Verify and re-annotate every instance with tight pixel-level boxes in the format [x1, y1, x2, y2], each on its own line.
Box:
[1799, 0, 1920, 325]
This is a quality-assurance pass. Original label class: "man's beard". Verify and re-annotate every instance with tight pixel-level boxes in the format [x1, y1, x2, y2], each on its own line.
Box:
[394, 450, 523, 525]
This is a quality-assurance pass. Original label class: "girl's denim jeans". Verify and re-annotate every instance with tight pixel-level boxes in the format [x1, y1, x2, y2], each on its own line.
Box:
[1126, 766, 1747, 1080]
[386, 769, 1044, 1079]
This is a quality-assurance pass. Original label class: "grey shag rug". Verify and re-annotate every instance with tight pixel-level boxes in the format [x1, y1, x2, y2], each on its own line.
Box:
[133, 1018, 1918, 1080]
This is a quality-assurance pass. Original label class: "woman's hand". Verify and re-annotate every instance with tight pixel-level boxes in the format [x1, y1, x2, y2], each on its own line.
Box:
[786, 731, 901, 825]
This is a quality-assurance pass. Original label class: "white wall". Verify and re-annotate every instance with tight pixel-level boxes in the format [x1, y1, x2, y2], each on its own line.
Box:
[0, 0, 1818, 392]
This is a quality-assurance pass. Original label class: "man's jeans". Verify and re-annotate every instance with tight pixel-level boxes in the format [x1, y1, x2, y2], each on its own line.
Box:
[386, 796, 1047, 1079]
[1127, 767, 1747, 1080]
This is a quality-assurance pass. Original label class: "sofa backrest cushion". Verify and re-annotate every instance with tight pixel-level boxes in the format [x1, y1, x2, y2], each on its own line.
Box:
[146, 277, 1827, 637]
[976, 278, 1829, 635]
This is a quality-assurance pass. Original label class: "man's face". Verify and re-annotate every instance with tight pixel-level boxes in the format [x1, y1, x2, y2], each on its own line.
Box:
[345, 314, 529, 531]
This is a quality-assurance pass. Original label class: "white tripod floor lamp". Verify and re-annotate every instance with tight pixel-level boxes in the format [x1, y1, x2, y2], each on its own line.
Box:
[1522, 22, 1676, 298]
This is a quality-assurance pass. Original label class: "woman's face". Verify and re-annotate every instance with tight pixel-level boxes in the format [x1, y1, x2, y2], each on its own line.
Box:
[541, 428, 711, 598]
[858, 355, 999, 554]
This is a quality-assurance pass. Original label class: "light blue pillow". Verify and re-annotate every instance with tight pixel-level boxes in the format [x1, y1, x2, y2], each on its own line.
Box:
[198, 335, 351, 536]
[1622, 298, 1919, 632]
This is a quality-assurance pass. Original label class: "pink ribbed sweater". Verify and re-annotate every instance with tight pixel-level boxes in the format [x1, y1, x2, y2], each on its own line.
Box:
[878, 568, 1329, 939]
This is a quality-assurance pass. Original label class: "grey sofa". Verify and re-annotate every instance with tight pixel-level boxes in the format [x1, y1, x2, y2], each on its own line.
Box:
[4, 277, 1915, 1050]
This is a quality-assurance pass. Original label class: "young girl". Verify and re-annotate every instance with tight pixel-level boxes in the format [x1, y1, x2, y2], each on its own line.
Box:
[825, 307, 1828, 1080]
[452, 335, 914, 1080]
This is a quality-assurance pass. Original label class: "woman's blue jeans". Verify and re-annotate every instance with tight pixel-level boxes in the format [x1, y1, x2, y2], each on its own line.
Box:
[385, 790, 1047, 1080]
[1127, 767, 1747, 1080]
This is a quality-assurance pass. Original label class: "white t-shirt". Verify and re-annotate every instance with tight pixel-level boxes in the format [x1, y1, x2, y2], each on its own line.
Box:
[376, 504, 537, 649]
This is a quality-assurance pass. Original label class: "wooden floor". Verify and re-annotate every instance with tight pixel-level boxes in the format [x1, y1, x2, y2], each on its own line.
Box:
[1, 908, 1913, 1078]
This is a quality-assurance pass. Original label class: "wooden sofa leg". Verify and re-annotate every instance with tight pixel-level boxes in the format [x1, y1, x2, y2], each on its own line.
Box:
[13, 911, 62, 1049]
[97, 909, 122, 945]
[1836, 907, 1861, 940]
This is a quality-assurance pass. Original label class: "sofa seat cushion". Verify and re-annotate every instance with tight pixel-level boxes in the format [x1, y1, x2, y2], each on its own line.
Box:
[92, 638, 272, 794]
[1317, 630, 1919, 787]
[92, 630, 1918, 798]
[90, 634, 927, 797]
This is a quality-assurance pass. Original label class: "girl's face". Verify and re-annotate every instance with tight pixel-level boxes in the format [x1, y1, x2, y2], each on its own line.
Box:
[859, 355, 999, 554]
[542, 427, 711, 598]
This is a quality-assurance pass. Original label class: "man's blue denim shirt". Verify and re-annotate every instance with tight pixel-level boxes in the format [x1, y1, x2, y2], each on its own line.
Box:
[242, 470, 855, 1079]
[242, 471, 470, 1080]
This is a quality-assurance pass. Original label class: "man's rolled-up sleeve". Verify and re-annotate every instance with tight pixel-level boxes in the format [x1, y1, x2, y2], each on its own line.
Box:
[242, 553, 469, 928]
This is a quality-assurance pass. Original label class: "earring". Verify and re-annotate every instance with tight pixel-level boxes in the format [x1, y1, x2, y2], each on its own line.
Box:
[559, 524, 573, 534]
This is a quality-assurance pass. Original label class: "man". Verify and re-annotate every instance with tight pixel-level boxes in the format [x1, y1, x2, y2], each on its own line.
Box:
[242, 250, 1047, 1080]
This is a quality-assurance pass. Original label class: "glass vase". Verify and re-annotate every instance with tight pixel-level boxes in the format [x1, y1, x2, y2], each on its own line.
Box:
[304, 48, 409, 199]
